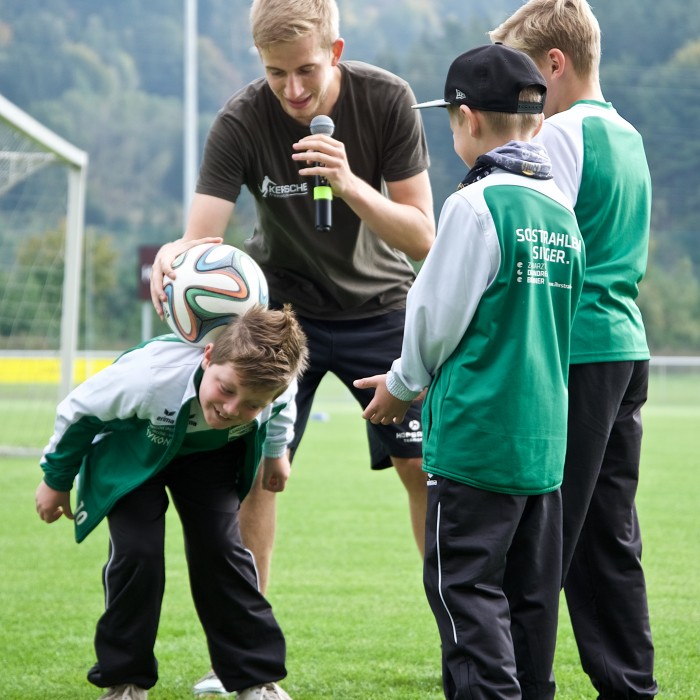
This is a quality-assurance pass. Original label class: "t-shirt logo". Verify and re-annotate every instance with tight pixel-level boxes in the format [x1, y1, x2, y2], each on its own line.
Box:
[228, 420, 256, 439]
[260, 175, 275, 196]
[259, 174, 308, 198]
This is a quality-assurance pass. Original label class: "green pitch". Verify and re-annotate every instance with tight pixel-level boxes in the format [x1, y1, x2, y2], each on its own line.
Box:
[2, 375, 698, 699]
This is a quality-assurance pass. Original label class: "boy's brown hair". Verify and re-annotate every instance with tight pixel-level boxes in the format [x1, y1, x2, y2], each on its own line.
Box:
[210, 304, 309, 391]
[489, 0, 601, 80]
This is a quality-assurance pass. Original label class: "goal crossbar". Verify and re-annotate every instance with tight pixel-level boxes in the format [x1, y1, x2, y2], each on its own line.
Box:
[0, 93, 87, 169]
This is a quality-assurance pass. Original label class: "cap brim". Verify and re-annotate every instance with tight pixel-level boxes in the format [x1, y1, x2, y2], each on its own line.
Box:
[411, 99, 450, 110]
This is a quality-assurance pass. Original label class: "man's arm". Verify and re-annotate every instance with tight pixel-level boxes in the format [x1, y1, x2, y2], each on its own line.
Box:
[293, 134, 435, 261]
[150, 193, 235, 316]
[367, 172, 435, 261]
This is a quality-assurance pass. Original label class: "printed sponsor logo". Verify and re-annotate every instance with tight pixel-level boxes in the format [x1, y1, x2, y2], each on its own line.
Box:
[259, 175, 308, 198]
[228, 420, 256, 439]
[396, 429, 422, 443]
[156, 407, 176, 424]
[515, 227, 582, 265]
[427, 473, 437, 486]
[515, 227, 582, 250]
[514, 225, 583, 285]
[147, 423, 173, 445]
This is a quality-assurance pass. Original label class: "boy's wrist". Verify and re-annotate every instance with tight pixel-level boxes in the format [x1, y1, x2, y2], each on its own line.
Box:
[387, 371, 421, 402]
[262, 445, 288, 459]
[41, 473, 72, 493]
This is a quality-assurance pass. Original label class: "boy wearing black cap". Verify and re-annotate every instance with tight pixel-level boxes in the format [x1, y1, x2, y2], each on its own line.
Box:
[355, 43, 585, 699]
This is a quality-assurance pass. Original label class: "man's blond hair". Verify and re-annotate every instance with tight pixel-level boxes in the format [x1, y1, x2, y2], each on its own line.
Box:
[250, 0, 340, 49]
[489, 0, 601, 80]
[210, 304, 309, 392]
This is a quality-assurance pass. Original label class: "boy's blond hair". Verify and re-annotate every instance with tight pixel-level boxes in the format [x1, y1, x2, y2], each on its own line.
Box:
[210, 304, 309, 391]
[448, 86, 544, 137]
[489, 0, 601, 80]
[250, 0, 339, 49]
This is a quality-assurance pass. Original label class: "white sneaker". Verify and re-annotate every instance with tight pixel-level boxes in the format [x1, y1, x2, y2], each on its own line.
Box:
[193, 670, 230, 698]
[98, 685, 148, 700]
[236, 683, 292, 700]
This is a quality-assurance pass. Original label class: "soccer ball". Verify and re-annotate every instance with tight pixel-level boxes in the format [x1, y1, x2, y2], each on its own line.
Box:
[162, 242, 269, 346]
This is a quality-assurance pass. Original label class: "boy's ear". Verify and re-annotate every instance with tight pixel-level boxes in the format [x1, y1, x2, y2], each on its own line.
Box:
[201, 343, 214, 369]
[464, 106, 481, 138]
[544, 48, 566, 80]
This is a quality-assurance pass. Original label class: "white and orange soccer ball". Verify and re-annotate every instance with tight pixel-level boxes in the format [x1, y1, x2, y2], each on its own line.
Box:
[162, 242, 269, 347]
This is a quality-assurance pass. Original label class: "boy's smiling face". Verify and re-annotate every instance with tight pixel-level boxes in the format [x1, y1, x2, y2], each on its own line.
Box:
[199, 345, 282, 429]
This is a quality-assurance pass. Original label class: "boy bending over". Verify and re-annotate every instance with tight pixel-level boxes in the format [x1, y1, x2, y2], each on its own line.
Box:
[36, 305, 308, 700]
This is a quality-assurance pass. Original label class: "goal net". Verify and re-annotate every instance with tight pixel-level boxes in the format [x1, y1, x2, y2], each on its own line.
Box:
[0, 94, 88, 455]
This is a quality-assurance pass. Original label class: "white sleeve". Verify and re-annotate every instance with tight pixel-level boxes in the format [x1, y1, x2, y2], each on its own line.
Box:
[45, 353, 149, 449]
[387, 192, 498, 399]
[262, 380, 298, 458]
[535, 121, 581, 205]
[40, 352, 151, 487]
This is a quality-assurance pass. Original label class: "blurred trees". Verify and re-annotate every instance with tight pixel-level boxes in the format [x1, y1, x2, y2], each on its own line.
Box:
[0, 0, 698, 352]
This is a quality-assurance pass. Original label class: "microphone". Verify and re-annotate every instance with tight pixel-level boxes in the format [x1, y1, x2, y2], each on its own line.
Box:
[309, 115, 335, 232]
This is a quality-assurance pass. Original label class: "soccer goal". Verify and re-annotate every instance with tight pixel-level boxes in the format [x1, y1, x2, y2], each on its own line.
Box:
[0, 94, 88, 455]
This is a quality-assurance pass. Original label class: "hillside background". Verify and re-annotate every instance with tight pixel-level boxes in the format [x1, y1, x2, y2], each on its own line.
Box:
[1, 0, 699, 352]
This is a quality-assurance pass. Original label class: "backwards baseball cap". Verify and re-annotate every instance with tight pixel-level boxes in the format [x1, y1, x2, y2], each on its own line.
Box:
[412, 43, 546, 113]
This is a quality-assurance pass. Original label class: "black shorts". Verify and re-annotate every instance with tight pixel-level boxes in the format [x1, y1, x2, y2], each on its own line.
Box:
[279, 307, 423, 469]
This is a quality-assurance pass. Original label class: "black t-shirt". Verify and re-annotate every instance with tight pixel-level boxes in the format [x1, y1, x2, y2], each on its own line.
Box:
[197, 61, 430, 319]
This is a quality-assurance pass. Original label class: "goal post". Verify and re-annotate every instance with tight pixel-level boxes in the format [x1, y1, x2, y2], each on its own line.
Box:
[0, 94, 88, 454]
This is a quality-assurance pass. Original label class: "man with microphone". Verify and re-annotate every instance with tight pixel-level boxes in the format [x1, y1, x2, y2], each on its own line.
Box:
[150, 0, 434, 695]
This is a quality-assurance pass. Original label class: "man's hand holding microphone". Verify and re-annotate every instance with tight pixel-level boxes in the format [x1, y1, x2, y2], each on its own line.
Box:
[294, 115, 356, 233]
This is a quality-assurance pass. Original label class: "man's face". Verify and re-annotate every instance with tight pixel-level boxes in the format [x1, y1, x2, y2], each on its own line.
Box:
[259, 35, 343, 125]
[199, 346, 281, 429]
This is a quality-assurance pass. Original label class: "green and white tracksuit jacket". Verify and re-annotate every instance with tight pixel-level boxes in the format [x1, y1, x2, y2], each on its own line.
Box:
[536, 100, 651, 363]
[40, 335, 297, 543]
[387, 143, 585, 495]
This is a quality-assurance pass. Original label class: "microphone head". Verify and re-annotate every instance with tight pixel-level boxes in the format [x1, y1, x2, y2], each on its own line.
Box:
[309, 114, 335, 136]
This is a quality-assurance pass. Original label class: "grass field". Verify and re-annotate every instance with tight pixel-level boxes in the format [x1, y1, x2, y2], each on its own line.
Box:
[2, 374, 699, 699]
